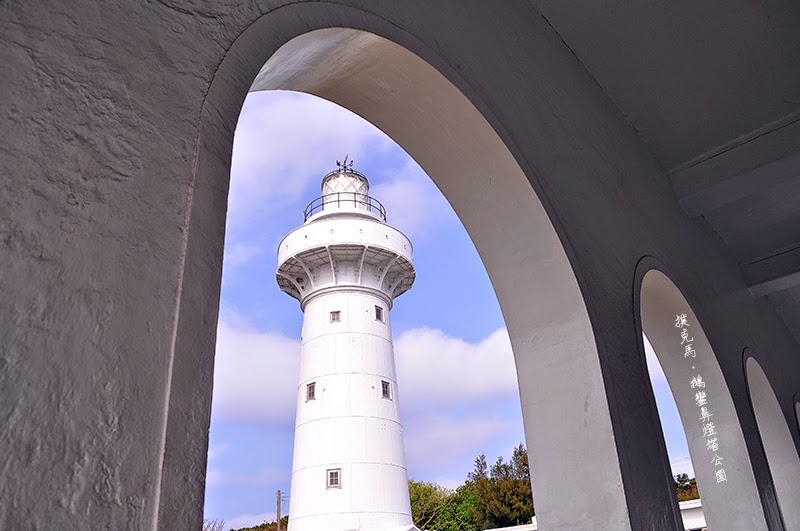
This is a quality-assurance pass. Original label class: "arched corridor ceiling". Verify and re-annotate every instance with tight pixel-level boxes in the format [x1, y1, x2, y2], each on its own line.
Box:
[531, 2, 800, 337]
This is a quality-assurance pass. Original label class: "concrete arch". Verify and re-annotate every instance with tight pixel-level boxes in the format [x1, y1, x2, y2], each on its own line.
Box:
[184, 20, 631, 530]
[797, 398, 800, 436]
[639, 268, 767, 530]
[745, 354, 800, 530]
[8, 2, 800, 530]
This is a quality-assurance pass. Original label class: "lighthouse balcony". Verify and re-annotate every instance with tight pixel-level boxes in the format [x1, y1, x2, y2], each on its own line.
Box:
[277, 213, 412, 268]
[303, 191, 387, 222]
[277, 243, 415, 305]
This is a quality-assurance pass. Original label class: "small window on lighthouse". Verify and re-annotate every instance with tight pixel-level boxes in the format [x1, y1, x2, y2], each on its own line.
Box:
[306, 382, 316, 401]
[326, 468, 341, 488]
[381, 380, 391, 399]
[330, 310, 341, 322]
[374, 305, 384, 322]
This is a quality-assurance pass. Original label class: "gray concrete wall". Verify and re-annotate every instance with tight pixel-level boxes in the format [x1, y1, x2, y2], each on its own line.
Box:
[1, 1, 799, 530]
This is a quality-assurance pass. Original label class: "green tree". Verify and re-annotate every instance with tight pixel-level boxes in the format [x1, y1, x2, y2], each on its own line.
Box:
[448, 483, 481, 531]
[408, 479, 454, 530]
[202, 520, 226, 531]
[482, 444, 534, 527]
[674, 473, 691, 491]
[230, 515, 288, 531]
[509, 444, 530, 481]
[673, 473, 699, 501]
[467, 454, 488, 482]
[462, 444, 535, 529]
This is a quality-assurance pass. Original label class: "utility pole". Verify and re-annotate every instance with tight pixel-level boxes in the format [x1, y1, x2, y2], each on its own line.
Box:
[276, 490, 281, 531]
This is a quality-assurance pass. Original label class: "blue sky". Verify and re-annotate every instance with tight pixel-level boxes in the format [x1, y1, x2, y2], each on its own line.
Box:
[204, 91, 693, 528]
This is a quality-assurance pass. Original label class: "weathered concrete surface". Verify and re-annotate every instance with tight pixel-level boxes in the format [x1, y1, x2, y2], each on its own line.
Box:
[1, 1, 799, 530]
[746, 355, 800, 530]
[0, 2, 248, 529]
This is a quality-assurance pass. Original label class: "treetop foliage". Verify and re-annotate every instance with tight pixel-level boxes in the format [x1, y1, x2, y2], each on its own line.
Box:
[673, 473, 700, 502]
[223, 515, 288, 531]
[411, 443, 535, 531]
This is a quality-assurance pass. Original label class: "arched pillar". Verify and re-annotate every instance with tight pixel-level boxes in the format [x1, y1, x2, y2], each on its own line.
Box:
[4, 2, 800, 530]
[796, 400, 800, 435]
[745, 354, 800, 529]
[639, 268, 768, 529]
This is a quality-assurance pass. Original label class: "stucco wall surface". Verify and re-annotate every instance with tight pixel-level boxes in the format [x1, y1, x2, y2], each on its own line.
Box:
[1, 1, 799, 530]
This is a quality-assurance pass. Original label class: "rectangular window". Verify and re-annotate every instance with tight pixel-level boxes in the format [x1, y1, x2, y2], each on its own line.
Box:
[330, 310, 341, 322]
[381, 380, 391, 400]
[306, 382, 316, 401]
[327, 468, 341, 488]
[375, 305, 384, 322]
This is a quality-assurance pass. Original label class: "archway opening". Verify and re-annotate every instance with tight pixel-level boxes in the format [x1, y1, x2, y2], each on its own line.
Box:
[643, 336, 700, 493]
[205, 89, 525, 529]
[639, 268, 767, 530]
[192, 24, 628, 531]
[745, 354, 800, 529]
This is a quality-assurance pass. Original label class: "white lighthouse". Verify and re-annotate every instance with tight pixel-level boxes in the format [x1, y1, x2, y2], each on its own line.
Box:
[276, 160, 418, 531]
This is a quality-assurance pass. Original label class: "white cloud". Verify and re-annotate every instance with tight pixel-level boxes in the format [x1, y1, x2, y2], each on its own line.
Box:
[228, 91, 392, 227]
[207, 443, 231, 461]
[204, 467, 229, 487]
[404, 414, 517, 477]
[394, 327, 518, 410]
[224, 242, 265, 269]
[393, 327, 523, 482]
[212, 322, 518, 424]
[211, 315, 300, 425]
[210, 319, 524, 493]
[371, 159, 456, 240]
[206, 466, 286, 488]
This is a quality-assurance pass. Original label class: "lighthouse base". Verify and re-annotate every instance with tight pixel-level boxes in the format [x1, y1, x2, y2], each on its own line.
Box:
[287, 514, 419, 531]
[287, 523, 420, 531]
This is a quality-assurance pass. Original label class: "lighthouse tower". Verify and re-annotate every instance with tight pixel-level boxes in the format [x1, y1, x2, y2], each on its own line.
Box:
[276, 160, 418, 531]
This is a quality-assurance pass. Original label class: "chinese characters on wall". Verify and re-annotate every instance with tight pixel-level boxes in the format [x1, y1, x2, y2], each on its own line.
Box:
[675, 313, 728, 484]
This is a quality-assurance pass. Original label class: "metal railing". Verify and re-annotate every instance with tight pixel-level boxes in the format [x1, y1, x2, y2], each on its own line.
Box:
[303, 192, 387, 221]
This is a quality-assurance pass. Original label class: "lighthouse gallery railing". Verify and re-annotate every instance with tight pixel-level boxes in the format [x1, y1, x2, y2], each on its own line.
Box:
[303, 192, 387, 222]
